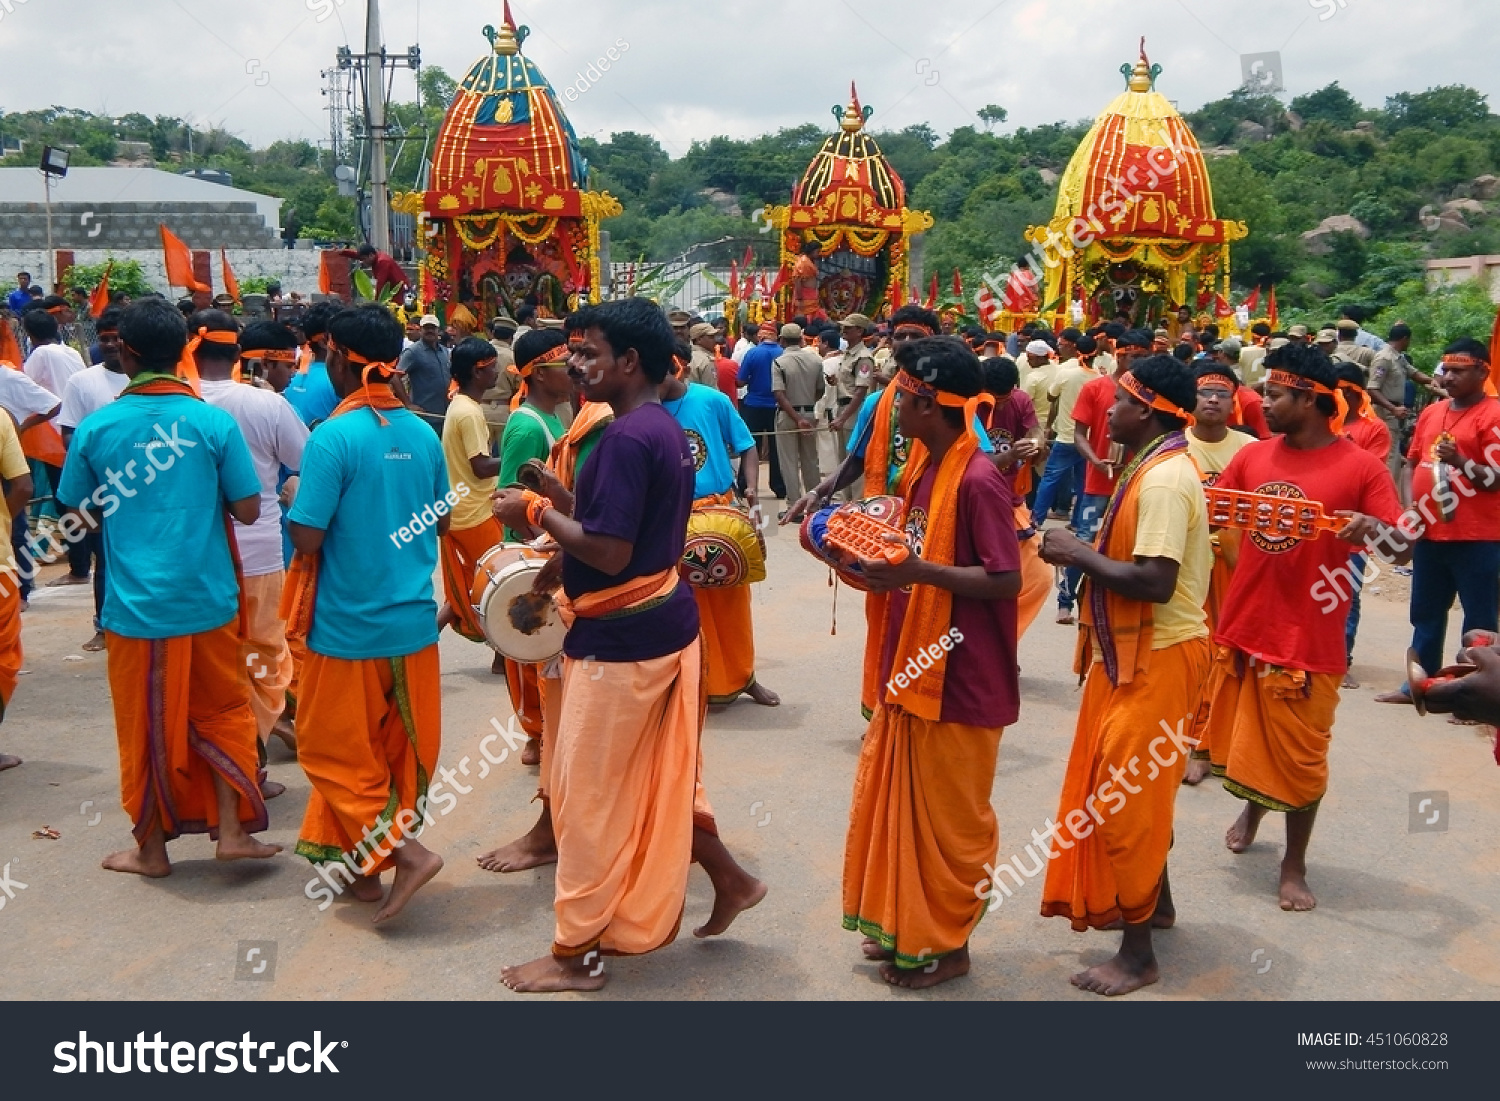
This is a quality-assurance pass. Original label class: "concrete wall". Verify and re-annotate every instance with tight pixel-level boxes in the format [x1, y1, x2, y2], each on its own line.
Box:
[1425, 255, 1500, 304]
[0, 249, 328, 296]
[0, 201, 280, 250]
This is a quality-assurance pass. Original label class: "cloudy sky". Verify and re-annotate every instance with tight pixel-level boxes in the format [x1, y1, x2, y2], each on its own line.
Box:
[0, 0, 1493, 155]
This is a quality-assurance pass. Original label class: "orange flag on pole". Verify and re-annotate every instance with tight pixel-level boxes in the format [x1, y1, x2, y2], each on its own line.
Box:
[0, 317, 23, 366]
[88, 260, 113, 318]
[161, 224, 208, 293]
[318, 250, 334, 296]
[1487, 306, 1500, 398]
[220, 249, 240, 304]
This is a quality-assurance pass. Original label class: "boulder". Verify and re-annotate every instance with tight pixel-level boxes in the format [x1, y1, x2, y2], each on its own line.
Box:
[1235, 120, 1269, 143]
[1300, 214, 1370, 255]
[1037, 167, 1059, 186]
[1470, 175, 1500, 201]
[1442, 198, 1488, 218]
[1353, 120, 1376, 133]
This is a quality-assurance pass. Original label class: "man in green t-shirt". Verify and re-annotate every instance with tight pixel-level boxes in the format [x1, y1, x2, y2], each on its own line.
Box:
[499, 330, 574, 540]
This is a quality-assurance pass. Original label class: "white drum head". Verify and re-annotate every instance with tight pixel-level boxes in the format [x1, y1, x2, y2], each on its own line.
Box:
[478, 557, 566, 663]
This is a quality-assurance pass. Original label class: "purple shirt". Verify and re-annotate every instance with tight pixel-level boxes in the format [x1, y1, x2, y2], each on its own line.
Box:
[563, 402, 701, 662]
[984, 390, 1038, 507]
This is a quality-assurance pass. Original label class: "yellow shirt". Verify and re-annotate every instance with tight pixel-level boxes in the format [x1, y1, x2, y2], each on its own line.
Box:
[0, 415, 29, 577]
[1186, 427, 1254, 482]
[441, 394, 498, 532]
[1047, 359, 1096, 445]
[1238, 345, 1268, 388]
[1023, 360, 1057, 426]
[1132, 452, 1211, 649]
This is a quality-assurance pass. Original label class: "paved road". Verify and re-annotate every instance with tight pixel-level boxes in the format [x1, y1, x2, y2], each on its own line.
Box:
[2, 517, 1496, 1001]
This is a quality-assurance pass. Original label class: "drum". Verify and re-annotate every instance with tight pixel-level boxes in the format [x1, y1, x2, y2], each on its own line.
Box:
[798, 496, 905, 591]
[681, 504, 767, 588]
[471, 544, 566, 663]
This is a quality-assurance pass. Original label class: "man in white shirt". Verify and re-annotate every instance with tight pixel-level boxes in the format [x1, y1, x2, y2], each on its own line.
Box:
[0, 368, 59, 609]
[57, 308, 129, 648]
[22, 309, 85, 399]
[193, 311, 310, 794]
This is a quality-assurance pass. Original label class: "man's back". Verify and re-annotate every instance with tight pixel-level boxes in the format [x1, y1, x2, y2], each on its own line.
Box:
[284, 359, 339, 426]
[738, 342, 781, 407]
[773, 347, 825, 409]
[398, 342, 451, 414]
[58, 391, 261, 639]
[25, 343, 85, 397]
[288, 406, 447, 660]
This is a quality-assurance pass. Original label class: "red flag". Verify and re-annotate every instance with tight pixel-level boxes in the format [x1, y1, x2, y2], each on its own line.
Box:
[1001, 267, 1038, 314]
[318, 250, 334, 296]
[742, 246, 755, 272]
[0, 317, 22, 366]
[160, 224, 208, 292]
[89, 260, 113, 318]
[952, 269, 963, 303]
[1195, 284, 1213, 310]
[888, 274, 903, 315]
[728, 261, 739, 299]
[220, 249, 240, 304]
[1243, 286, 1261, 315]
[1488, 306, 1500, 398]
[1267, 285, 1279, 329]
[1214, 293, 1233, 319]
[768, 267, 787, 298]
[976, 284, 999, 327]
[925, 274, 939, 310]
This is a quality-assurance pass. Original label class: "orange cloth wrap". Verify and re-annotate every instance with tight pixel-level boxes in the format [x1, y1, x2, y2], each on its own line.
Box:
[0, 585, 22, 722]
[439, 516, 503, 645]
[842, 707, 1004, 967]
[548, 401, 614, 493]
[1206, 646, 1339, 813]
[694, 584, 757, 705]
[104, 622, 267, 845]
[1014, 504, 1052, 639]
[293, 645, 442, 875]
[1040, 637, 1210, 930]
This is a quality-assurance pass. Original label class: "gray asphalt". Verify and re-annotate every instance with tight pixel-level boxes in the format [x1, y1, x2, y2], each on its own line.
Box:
[1, 510, 1496, 1001]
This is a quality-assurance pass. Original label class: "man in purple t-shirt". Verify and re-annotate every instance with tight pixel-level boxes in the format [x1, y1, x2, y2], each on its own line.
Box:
[494, 299, 763, 994]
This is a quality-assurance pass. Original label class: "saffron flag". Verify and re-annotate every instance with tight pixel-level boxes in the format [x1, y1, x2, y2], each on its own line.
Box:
[318, 250, 334, 296]
[160, 224, 208, 293]
[1267, 285, 1279, 329]
[1001, 267, 1038, 315]
[220, 249, 241, 304]
[1488, 306, 1500, 398]
[88, 261, 113, 318]
[0, 318, 22, 366]
[925, 274, 939, 310]
[1244, 286, 1261, 315]
[952, 269, 963, 304]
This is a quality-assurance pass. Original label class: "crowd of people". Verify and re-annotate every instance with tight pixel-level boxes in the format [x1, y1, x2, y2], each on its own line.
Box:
[0, 273, 1497, 997]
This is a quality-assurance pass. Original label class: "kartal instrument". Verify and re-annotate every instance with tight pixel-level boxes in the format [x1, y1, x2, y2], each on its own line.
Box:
[823, 509, 911, 567]
[1204, 488, 1350, 542]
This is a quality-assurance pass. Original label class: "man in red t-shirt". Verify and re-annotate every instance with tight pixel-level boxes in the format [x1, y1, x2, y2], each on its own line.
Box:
[1375, 337, 1500, 704]
[1059, 328, 1152, 622]
[1207, 342, 1406, 914]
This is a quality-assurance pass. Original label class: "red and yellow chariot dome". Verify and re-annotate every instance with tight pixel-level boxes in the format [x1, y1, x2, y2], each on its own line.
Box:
[763, 85, 934, 323]
[1024, 45, 1247, 329]
[404, 2, 620, 323]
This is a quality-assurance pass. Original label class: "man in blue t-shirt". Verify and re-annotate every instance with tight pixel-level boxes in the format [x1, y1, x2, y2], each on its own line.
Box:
[56, 298, 279, 879]
[735, 321, 787, 499]
[494, 299, 765, 994]
[287, 304, 447, 925]
[282, 301, 340, 427]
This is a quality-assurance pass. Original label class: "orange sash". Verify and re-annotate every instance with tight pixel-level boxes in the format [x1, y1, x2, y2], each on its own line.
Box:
[547, 400, 614, 493]
[555, 567, 678, 628]
[1075, 431, 1190, 687]
[862, 385, 900, 497]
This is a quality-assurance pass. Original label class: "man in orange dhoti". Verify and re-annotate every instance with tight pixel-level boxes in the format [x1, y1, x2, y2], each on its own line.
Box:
[55, 298, 279, 876]
[1037, 355, 1212, 996]
[841, 336, 1021, 990]
[286, 305, 448, 924]
[496, 299, 763, 993]
[0, 414, 32, 771]
[1208, 342, 1405, 911]
[1181, 362, 1254, 785]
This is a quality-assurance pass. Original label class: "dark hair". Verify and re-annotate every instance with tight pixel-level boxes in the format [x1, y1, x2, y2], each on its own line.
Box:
[890, 304, 942, 333]
[1444, 336, 1489, 363]
[1388, 322, 1412, 342]
[1117, 328, 1154, 350]
[894, 336, 982, 428]
[1266, 342, 1339, 417]
[239, 320, 299, 354]
[356, 243, 377, 258]
[328, 304, 403, 366]
[118, 298, 189, 370]
[95, 307, 124, 334]
[1171, 342, 1195, 363]
[301, 300, 341, 342]
[569, 298, 674, 384]
[186, 309, 240, 362]
[1103, 322, 1126, 339]
[1200, 324, 1219, 342]
[1075, 334, 1098, 356]
[1060, 327, 1082, 343]
[515, 303, 538, 326]
[1339, 303, 1366, 324]
[1334, 361, 1368, 388]
[982, 355, 1020, 395]
[513, 327, 569, 372]
[1251, 322, 1272, 337]
[26, 285, 41, 297]
[817, 329, 840, 351]
[15, 271, 29, 279]
[1128, 354, 1197, 430]
[41, 294, 69, 312]
[450, 336, 499, 387]
[21, 309, 58, 342]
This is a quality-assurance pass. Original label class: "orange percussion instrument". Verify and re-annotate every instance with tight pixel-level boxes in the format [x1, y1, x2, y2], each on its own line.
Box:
[1204, 488, 1349, 543]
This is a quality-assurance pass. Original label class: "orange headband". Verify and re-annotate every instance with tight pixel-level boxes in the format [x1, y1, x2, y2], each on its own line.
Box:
[516, 344, 569, 377]
[893, 323, 936, 337]
[894, 369, 996, 440]
[447, 353, 498, 399]
[1442, 354, 1486, 369]
[1268, 368, 1348, 434]
[1120, 371, 1197, 428]
[179, 327, 239, 395]
[1336, 379, 1376, 421]
[1194, 367, 1245, 424]
[245, 349, 299, 364]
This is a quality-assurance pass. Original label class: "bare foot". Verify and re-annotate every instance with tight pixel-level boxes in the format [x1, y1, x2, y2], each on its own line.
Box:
[1341, 672, 1359, 689]
[0, 753, 21, 772]
[491, 652, 507, 676]
[1181, 758, 1211, 786]
[81, 631, 106, 653]
[1374, 689, 1412, 705]
[476, 817, 557, 873]
[1279, 863, 1317, 912]
[373, 845, 443, 924]
[1070, 951, 1158, 996]
[47, 573, 90, 587]
[260, 779, 286, 800]
[437, 604, 457, 631]
[501, 953, 607, 993]
[521, 738, 541, 767]
[746, 682, 781, 707]
[880, 945, 970, 990]
[1056, 608, 1075, 625]
[693, 875, 767, 938]
[861, 936, 894, 961]
[1226, 804, 1262, 853]
[348, 873, 383, 903]
[102, 847, 171, 878]
[216, 835, 283, 862]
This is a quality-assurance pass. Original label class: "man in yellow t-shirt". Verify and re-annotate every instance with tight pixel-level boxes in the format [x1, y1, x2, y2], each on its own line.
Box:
[0, 411, 35, 767]
[438, 338, 503, 670]
[1037, 354, 1210, 998]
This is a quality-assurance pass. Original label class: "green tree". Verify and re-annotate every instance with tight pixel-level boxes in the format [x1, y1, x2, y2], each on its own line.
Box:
[1290, 82, 1363, 129]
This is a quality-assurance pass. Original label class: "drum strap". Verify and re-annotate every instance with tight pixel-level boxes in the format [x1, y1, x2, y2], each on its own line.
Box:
[512, 404, 558, 449]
